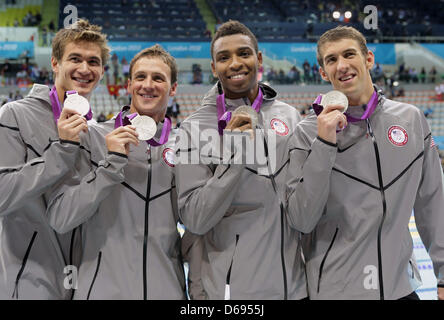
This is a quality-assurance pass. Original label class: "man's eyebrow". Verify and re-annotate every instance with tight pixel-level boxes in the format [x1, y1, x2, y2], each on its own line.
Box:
[215, 46, 253, 56]
[324, 48, 357, 61]
[67, 53, 101, 61]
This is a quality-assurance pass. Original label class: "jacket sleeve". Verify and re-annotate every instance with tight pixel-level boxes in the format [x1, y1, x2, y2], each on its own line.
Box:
[0, 104, 80, 216]
[413, 116, 444, 287]
[46, 135, 128, 234]
[174, 121, 244, 235]
[285, 123, 337, 233]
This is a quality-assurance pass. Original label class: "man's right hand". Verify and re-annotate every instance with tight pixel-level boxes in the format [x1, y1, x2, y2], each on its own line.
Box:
[105, 125, 139, 156]
[57, 107, 88, 143]
[317, 104, 347, 144]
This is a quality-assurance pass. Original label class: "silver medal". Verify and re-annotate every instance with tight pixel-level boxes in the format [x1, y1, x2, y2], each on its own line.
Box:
[321, 90, 349, 113]
[63, 93, 90, 116]
[232, 105, 258, 130]
[130, 115, 157, 141]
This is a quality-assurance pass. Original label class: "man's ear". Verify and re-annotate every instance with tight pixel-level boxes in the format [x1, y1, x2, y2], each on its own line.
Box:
[366, 50, 375, 70]
[257, 51, 263, 68]
[211, 60, 218, 78]
[127, 78, 131, 95]
[51, 56, 59, 75]
[319, 66, 330, 82]
[169, 82, 178, 97]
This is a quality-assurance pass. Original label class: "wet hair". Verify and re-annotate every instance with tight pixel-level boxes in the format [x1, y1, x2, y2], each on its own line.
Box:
[317, 26, 368, 68]
[129, 44, 178, 84]
[210, 20, 258, 60]
[52, 19, 110, 66]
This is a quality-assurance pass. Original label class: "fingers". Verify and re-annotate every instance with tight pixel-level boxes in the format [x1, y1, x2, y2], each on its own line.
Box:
[317, 104, 348, 144]
[57, 111, 88, 142]
[106, 125, 139, 155]
[226, 113, 252, 131]
[59, 107, 81, 119]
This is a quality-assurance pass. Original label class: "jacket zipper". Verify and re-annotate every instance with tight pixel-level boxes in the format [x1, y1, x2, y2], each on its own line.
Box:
[69, 228, 78, 300]
[12, 231, 37, 299]
[262, 132, 288, 300]
[366, 118, 386, 300]
[317, 227, 338, 293]
[225, 234, 240, 299]
[143, 155, 152, 300]
[86, 251, 102, 300]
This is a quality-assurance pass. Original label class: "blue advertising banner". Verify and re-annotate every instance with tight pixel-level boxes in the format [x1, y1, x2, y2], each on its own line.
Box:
[109, 42, 398, 68]
[109, 42, 211, 61]
[0, 41, 34, 59]
[259, 43, 397, 67]
[420, 44, 444, 59]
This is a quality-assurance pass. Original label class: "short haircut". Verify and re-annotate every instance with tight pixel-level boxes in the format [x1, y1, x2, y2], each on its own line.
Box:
[129, 44, 178, 84]
[317, 26, 368, 68]
[210, 20, 258, 60]
[52, 19, 110, 66]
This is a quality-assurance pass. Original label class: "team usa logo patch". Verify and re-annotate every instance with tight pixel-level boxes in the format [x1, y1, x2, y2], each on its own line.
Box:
[388, 125, 408, 147]
[270, 118, 289, 136]
[162, 148, 175, 167]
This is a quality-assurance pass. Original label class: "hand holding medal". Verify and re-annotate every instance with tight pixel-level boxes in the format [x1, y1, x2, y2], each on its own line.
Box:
[57, 91, 91, 143]
[106, 125, 139, 156]
[226, 105, 258, 139]
[316, 90, 349, 144]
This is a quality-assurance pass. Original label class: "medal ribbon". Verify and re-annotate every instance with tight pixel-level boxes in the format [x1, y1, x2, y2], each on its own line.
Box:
[49, 86, 93, 123]
[312, 90, 378, 123]
[114, 107, 172, 146]
[216, 82, 263, 135]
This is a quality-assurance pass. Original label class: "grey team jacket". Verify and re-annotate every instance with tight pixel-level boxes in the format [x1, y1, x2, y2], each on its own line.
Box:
[286, 90, 444, 299]
[46, 107, 186, 299]
[175, 83, 307, 299]
[0, 84, 81, 299]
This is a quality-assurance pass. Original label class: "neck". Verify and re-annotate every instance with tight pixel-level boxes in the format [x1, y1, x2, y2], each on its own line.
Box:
[224, 83, 260, 104]
[347, 84, 375, 107]
[56, 84, 66, 104]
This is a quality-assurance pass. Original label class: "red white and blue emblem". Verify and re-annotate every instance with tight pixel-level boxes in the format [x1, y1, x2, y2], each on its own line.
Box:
[388, 125, 408, 147]
[270, 118, 289, 136]
[163, 148, 175, 167]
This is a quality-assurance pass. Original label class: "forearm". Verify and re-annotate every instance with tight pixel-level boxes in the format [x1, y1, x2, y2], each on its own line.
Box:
[46, 152, 128, 233]
[286, 137, 337, 233]
[0, 140, 79, 215]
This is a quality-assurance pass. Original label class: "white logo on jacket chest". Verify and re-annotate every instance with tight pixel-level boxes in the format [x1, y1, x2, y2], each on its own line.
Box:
[270, 118, 289, 136]
[387, 125, 408, 147]
[163, 148, 175, 167]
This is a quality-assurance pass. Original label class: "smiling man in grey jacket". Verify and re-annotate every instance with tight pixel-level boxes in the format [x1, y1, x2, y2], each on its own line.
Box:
[286, 26, 444, 300]
[175, 21, 306, 300]
[0, 19, 109, 299]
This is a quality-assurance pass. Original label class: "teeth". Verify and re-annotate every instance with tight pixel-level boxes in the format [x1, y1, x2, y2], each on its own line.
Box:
[230, 74, 245, 79]
[142, 95, 155, 98]
[341, 75, 353, 81]
[75, 79, 90, 83]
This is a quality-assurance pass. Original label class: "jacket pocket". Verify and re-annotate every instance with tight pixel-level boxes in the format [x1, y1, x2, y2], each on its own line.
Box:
[317, 227, 338, 294]
[225, 235, 240, 300]
[12, 231, 38, 299]
[86, 251, 102, 300]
